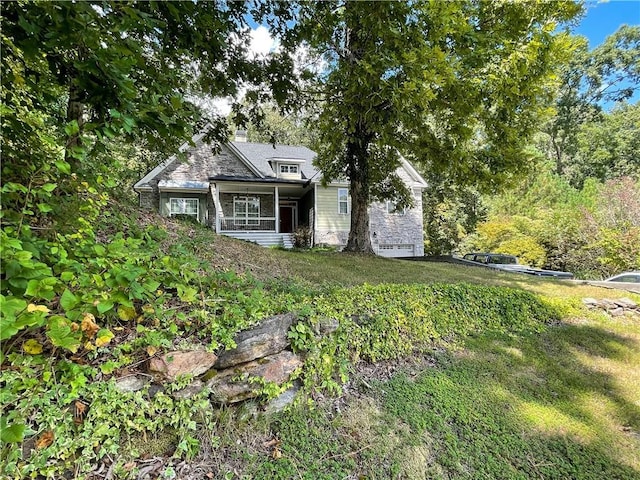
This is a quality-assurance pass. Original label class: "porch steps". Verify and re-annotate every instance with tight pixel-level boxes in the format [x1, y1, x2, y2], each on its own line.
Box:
[223, 232, 294, 249]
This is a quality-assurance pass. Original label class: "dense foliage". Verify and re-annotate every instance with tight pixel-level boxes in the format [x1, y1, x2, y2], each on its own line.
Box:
[459, 166, 640, 277]
[1, 0, 297, 228]
[425, 26, 639, 275]
[540, 25, 640, 186]
[2, 239, 563, 478]
[291, 283, 561, 394]
[0, 2, 298, 476]
[0, 209, 305, 478]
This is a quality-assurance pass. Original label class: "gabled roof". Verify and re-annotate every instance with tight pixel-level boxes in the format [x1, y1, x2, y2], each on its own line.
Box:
[400, 157, 428, 188]
[229, 141, 319, 180]
[133, 132, 208, 191]
[134, 133, 427, 191]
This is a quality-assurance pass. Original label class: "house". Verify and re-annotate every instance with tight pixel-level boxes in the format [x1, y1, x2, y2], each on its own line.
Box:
[133, 132, 427, 257]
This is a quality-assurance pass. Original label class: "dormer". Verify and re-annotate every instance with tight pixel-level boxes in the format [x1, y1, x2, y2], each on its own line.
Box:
[271, 158, 305, 180]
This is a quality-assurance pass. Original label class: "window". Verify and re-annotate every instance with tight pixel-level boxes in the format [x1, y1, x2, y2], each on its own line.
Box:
[338, 188, 349, 214]
[386, 201, 406, 215]
[170, 198, 199, 218]
[233, 196, 260, 225]
[280, 164, 299, 174]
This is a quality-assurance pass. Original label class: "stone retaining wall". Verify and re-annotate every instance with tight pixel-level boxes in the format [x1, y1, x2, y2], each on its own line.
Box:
[115, 313, 318, 411]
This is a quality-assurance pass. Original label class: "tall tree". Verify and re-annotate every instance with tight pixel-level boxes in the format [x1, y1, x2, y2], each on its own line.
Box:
[541, 25, 640, 179]
[294, 1, 580, 253]
[572, 103, 640, 185]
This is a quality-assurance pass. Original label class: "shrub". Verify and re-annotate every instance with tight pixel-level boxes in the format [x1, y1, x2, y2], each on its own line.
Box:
[292, 226, 312, 248]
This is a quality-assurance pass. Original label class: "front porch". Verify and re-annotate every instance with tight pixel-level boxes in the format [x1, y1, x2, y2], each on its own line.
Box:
[211, 179, 314, 247]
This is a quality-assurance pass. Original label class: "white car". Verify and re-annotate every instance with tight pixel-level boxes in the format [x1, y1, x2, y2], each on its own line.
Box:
[605, 272, 640, 283]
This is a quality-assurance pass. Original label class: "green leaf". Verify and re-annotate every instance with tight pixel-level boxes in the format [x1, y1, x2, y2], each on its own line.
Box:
[100, 361, 118, 375]
[177, 285, 198, 303]
[37, 203, 53, 213]
[0, 295, 27, 319]
[60, 289, 79, 311]
[1, 236, 23, 249]
[96, 300, 114, 314]
[41, 183, 57, 193]
[60, 271, 74, 282]
[47, 316, 81, 353]
[55, 160, 71, 174]
[143, 280, 161, 292]
[25, 277, 57, 300]
[0, 420, 26, 443]
[64, 120, 79, 136]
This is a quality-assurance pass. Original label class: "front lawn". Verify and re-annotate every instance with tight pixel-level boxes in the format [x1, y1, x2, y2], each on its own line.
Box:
[245, 311, 640, 479]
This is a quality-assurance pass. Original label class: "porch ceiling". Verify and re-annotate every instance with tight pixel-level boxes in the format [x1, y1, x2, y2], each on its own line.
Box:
[212, 179, 312, 197]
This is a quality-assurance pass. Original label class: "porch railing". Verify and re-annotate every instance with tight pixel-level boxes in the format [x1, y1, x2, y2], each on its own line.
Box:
[219, 217, 276, 232]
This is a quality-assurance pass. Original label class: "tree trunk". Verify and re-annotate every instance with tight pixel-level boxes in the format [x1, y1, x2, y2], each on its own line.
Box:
[344, 123, 374, 254]
[345, 171, 374, 253]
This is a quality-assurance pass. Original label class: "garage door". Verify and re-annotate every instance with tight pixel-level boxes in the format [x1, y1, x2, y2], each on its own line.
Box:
[377, 244, 415, 258]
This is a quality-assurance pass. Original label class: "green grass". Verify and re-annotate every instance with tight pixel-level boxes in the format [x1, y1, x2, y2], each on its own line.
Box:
[249, 312, 640, 479]
[167, 218, 638, 304]
[16, 211, 629, 479]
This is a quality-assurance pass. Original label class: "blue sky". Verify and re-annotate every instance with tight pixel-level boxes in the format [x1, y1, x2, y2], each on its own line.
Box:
[574, 0, 640, 47]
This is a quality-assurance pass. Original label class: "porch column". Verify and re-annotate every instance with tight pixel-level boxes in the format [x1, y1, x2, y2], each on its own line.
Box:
[275, 186, 280, 233]
[211, 184, 221, 233]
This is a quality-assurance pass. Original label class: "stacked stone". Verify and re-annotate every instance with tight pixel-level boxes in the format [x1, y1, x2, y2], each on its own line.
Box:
[115, 313, 322, 411]
[582, 297, 639, 316]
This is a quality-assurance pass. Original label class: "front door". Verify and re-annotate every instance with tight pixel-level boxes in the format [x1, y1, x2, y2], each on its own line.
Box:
[279, 205, 295, 233]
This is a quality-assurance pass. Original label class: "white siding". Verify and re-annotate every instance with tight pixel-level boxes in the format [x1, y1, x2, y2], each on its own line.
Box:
[315, 184, 350, 247]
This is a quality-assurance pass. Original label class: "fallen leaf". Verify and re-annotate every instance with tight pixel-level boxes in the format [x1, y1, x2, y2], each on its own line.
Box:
[146, 346, 158, 357]
[264, 438, 281, 448]
[84, 341, 96, 351]
[23, 339, 43, 355]
[123, 462, 136, 471]
[81, 313, 100, 338]
[70, 356, 87, 365]
[27, 304, 50, 314]
[73, 400, 89, 424]
[36, 430, 54, 449]
[272, 446, 282, 459]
